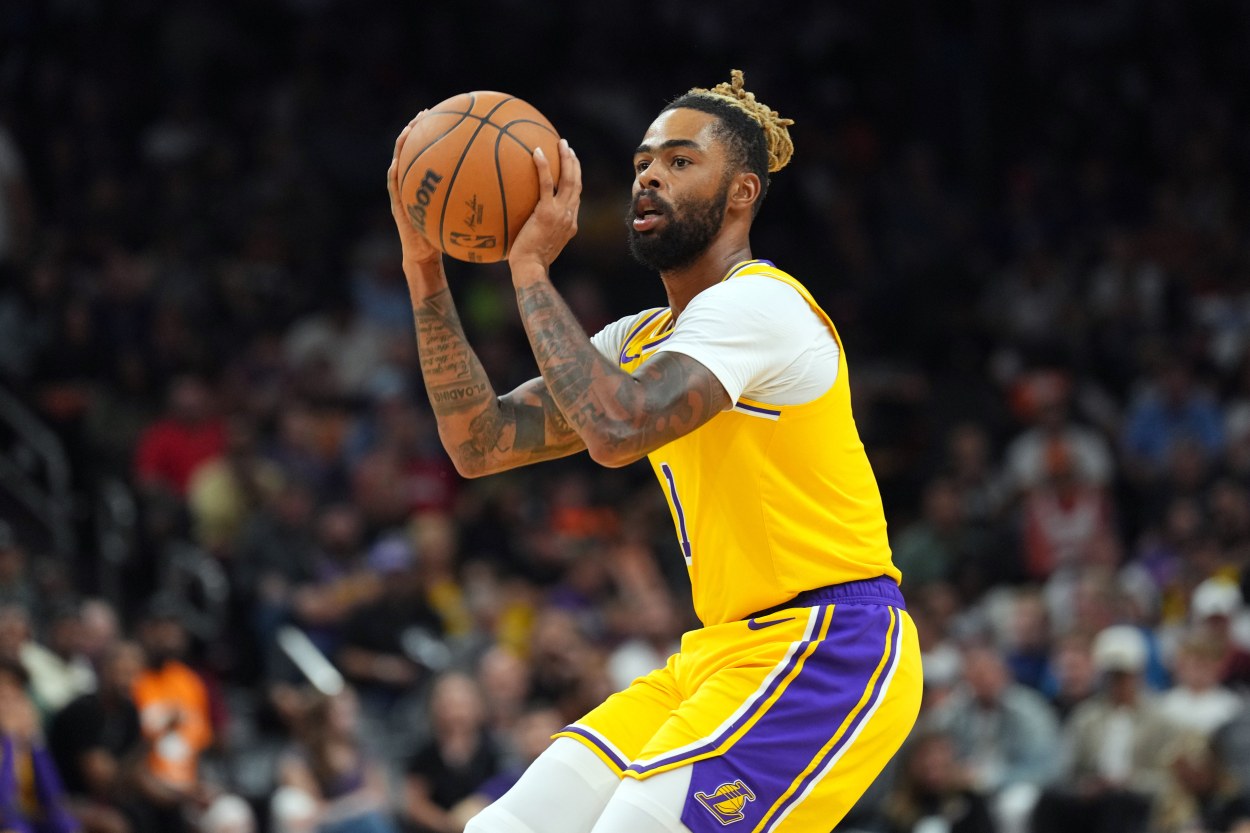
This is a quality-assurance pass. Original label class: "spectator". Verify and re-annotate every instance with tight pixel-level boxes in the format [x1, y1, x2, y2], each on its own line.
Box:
[1186, 577, 1250, 689]
[404, 673, 500, 833]
[1157, 630, 1243, 737]
[132, 376, 226, 498]
[1155, 731, 1250, 833]
[879, 729, 996, 833]
[273, 689, 397, 833]
[0, 658, 79, 833]
[47, 641, 145, 833]
[892, 478, 995, 591]
[130, 598, 214, 833]
[1122, 358, 1224, 481]
[605, 585, 681, 693]
[21, 603, 96, 717]
[186, 414, 284, 556]
[1020, 439, 1117, 581]
[444, 707, 564, 831]
[933, 644, 1060, 833]
[474, 646, 532, 740]
[76, 601, 121, 672]
[1003, 371, 1115, 495]
[1044, 632, 1100, 722]
[337, 534, 444, 714]
[1032, 625, 1178, 833]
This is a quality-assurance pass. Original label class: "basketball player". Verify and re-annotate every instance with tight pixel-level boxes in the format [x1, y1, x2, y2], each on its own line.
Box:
[387, 71, 922, 833]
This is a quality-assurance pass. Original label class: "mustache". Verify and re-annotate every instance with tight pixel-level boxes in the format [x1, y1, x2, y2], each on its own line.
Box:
[626, 189, 673, 220]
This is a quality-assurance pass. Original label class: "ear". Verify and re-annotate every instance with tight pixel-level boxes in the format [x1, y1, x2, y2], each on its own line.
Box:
[727, 171, 762, 214]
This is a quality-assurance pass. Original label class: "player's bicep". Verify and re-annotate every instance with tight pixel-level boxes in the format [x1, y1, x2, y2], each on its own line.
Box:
[591, 351, 729, 466]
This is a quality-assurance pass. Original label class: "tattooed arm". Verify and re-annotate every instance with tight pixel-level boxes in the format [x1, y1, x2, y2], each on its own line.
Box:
[408, 270, 585, 477]
[389, 117, 584, 477]
[506, 142, 731, 468]
[513, 279, 730, 467]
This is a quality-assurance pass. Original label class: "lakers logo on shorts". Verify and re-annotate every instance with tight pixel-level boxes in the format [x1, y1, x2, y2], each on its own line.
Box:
[694, 780, 756, 825]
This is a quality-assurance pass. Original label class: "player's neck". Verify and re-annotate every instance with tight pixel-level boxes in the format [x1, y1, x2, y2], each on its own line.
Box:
[660, 238, 753, 320]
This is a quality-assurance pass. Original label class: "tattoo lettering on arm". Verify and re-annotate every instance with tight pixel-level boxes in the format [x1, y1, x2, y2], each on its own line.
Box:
[412, 288, 585, 476]
[514, 281, 730, 467]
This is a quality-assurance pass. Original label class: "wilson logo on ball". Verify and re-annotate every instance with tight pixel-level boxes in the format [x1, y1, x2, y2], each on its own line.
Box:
[407, 169, 444, 234]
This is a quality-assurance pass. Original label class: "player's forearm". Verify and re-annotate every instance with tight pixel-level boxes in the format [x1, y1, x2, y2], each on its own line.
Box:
[512, 270, 697, 467]
[407, 263, 508, 476]
[407, 261, 582, 475]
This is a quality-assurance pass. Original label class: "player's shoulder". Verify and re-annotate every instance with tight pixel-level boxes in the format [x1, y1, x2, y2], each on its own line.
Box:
[689, 267, 812, 316]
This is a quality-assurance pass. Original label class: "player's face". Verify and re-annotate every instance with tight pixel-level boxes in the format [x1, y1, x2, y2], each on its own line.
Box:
[627, 108, 733, 272]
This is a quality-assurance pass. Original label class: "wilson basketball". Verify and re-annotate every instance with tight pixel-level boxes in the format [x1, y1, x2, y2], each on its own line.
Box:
[397, 91, 561, 263]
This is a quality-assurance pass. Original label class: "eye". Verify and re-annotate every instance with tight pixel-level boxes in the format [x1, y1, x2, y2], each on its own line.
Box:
[672, 157, 691, 168]
[635, 159, 651, 174]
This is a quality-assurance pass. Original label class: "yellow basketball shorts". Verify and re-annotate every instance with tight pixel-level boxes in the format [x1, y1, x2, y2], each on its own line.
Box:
[554, 576, 922, 832]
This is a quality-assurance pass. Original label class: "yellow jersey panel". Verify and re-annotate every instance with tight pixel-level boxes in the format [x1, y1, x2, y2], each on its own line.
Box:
[618, 260, 898, 625]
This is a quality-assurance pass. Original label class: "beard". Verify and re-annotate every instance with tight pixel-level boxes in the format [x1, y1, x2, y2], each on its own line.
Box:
[626, 179, 730, 272]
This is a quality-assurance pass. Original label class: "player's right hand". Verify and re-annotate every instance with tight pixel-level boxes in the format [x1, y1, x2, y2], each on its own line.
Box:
[388, 113, 442, 267]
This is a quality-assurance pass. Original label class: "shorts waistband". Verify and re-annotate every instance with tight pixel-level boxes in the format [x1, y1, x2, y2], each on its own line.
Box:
[746, 575, 906, 620]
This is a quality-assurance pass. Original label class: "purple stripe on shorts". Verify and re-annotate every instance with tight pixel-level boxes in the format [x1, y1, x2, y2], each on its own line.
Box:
[678, 605, 898, 832]
[627, 608, 825, 776]
[559, 725, 628, 772]
[762, 608, 902, 830]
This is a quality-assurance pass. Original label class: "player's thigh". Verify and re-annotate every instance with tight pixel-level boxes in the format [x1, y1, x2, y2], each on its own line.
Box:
[629, 603, 923, 833]
[555, 653, 684, 775]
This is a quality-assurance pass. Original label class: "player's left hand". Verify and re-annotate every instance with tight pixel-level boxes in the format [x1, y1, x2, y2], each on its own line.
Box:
[508, 139, 581, 273]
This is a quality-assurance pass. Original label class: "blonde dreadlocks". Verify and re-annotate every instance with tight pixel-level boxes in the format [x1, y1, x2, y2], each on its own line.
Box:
[686, 69, 795, 174]
[662, 69, 795, 216]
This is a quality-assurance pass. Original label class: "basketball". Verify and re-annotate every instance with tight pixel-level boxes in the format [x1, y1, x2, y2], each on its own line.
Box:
[397, 91, 561, 263]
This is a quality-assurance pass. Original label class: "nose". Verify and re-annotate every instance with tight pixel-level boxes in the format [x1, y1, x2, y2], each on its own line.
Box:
[636, 163, 663, 192]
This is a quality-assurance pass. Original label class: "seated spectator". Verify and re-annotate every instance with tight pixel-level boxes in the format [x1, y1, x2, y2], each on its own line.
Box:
[186, 414, 284, 556]
[336, 535, 444, 714]
[1032, 625, 1178, 833]
[132, 376, 226, 499]
[880, 729, 996, 833]
[1155, 731, 1250, 833]
[1187, 577, 1250, 689]
[933, 644, 1060, 833]
[445, 706, 564, 831]
[1157, 629, 1244, 736]
[891, 478, 995, 592]
[272, 689, 396, 833]
[1122, 358, 1224, 483]
[0, 658, 79, 833]
[1043, 632, 1099, 721]
[405, 673, 500, 833]
[1020, 439, 1117, 581]
[47, 642, 145, 833]
[1003, 589, 1052, 691]
[130, 598, 214, 833]
[474, 646, 532, 740]
[21, 603, 96, 717]
[1003, 371, 1115, 495]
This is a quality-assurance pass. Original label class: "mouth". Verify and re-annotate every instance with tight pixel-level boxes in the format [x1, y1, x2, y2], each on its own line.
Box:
[631, 193, 666, 233]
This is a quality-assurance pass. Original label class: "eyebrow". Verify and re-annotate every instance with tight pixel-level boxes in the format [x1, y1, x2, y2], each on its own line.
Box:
[633, 138, 703, 156]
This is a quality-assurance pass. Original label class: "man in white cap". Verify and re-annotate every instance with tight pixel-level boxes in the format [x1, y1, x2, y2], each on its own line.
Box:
[1032, 625, 1180, 833]
[1190, 577, 1250, 689]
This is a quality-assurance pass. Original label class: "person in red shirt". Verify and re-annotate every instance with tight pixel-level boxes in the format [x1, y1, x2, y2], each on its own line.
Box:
[132, 376, 226, 498]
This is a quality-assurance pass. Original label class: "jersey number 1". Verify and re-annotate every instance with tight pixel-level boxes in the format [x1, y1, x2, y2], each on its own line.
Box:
[660, 462, 693, 565]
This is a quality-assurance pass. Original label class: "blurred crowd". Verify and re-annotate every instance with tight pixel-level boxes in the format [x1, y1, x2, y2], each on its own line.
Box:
[3, 1, 1250, 832]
